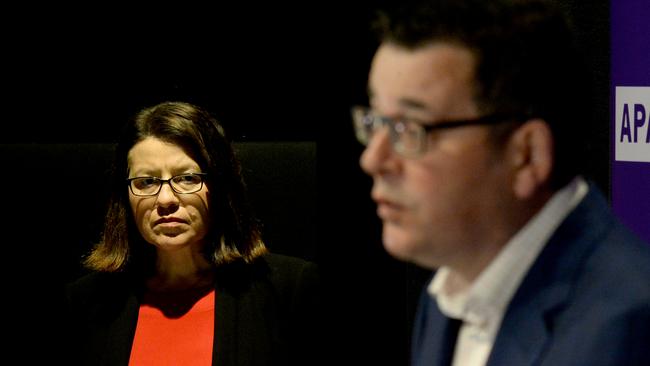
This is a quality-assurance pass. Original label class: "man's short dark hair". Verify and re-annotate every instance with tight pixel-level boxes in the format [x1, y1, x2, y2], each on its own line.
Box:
[373, 0, 589, 188]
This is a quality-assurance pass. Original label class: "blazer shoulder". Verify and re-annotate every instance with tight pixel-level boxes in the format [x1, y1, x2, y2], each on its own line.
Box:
[582, 222, 650, 300]
[213, 253, 320, 295]
[65, 271, 133, 307]
[263, 252, 319, 276]
[256, 253, 321, 294]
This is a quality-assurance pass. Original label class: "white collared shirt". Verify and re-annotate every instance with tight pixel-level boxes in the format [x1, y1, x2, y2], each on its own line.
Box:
[428, 177, 589, 366]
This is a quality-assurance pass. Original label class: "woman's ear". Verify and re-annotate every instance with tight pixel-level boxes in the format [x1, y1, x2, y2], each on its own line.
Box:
[507, 119, 554, 199]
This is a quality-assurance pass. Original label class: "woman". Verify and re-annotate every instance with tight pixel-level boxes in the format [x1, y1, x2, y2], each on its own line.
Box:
[64, 101, 321, 366]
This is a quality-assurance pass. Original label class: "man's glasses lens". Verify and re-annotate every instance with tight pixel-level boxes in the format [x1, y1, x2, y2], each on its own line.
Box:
[351, 106, 426, 157]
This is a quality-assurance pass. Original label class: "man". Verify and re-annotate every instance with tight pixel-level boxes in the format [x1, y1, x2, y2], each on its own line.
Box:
[352, 0, 650, 365]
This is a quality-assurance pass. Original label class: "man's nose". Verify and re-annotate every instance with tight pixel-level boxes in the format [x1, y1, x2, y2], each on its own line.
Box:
[359, 127, 400, 176]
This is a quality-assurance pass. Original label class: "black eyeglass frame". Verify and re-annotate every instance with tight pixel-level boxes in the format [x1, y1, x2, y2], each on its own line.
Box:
[126, 173, 208, 197]
[351, 106, 520, 157]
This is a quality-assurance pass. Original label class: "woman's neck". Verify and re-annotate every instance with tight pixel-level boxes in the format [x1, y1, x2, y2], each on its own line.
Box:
[147, 250, 214, 292]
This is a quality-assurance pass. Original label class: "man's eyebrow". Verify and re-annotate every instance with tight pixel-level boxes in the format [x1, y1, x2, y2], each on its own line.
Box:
[367, 88, 430, 113]
[397, 98, 429, 112]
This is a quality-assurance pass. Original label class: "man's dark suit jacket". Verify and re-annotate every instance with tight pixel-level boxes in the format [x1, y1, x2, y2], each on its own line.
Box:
[64, 253, 322, 366]
[411, 184, 650, 366]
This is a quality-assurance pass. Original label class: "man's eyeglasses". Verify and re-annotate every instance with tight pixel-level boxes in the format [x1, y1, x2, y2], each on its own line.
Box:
[127, 173, 208, 197]
[351, 106, 514, 158]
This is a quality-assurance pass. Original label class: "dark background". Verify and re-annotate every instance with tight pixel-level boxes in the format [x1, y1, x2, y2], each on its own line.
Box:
[4, 1, 608, 364]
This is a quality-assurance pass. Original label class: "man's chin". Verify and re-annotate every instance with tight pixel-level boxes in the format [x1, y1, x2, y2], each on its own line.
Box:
[382, 225, 419, 262]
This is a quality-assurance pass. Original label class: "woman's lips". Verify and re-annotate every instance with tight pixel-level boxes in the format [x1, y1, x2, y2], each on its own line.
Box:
[154, 217, 187, 226]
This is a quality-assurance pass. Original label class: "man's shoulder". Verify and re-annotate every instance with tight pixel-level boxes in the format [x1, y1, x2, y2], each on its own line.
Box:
[517, 182, 650, 307]
[582, 221, 650, 298]
[578, 183, 650, 280]
[562, 182, 650, 261]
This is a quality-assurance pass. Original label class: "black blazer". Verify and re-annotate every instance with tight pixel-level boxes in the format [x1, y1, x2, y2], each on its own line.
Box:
[64, 253, 322, 366]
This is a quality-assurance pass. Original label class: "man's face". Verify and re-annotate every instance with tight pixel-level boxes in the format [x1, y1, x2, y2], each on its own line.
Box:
[360, 42, 513, 272]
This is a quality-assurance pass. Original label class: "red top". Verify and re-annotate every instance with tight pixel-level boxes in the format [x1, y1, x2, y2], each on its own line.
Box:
[128, 288, 215, 366]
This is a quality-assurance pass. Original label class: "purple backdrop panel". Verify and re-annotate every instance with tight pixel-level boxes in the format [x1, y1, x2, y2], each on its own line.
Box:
[611, 0, 650, 243]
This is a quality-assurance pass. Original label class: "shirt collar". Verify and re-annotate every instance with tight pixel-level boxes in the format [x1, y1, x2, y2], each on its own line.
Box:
[429, 177, 589, 330]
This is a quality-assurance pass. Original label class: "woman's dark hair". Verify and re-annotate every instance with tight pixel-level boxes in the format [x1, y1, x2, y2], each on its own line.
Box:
[84, 101, 267, 272]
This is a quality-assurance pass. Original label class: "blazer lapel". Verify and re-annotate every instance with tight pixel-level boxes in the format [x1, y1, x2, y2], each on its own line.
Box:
[487, 185, 612, 366]
[412, 292, 462, 366]
[487, 260, 575, 366]
[213, 279, 238, 366]
[485, 290, 558, 366]
[101, 289, 140, 366]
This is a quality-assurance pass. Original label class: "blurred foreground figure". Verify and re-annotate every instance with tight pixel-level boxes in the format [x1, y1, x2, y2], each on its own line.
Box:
[353, 0, 650, 365]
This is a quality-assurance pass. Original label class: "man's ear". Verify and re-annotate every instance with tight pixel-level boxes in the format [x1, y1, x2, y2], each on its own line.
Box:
[507, 119, 554, 199]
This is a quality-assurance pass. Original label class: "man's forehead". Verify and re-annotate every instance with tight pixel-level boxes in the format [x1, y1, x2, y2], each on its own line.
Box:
[368, 42, 478, 117]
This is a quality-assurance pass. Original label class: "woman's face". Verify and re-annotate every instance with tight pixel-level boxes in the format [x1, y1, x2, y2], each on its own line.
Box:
[127, 137, 210, 253]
